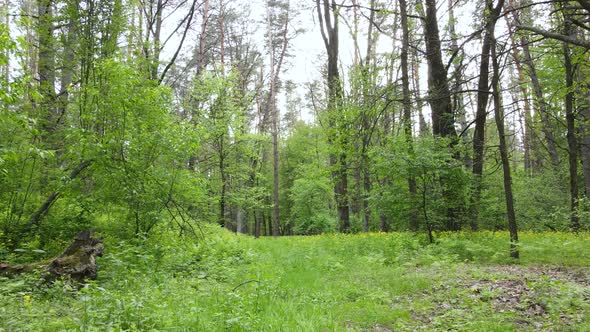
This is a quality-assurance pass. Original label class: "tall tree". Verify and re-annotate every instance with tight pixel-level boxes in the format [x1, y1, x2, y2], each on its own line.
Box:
[1, 0, 9, 81]
[420, 0, 461, 230]
[491, 36, 519, 259]
[512, 0, 560, 168]
[447, 0, 470, 168]
[316, 0, 350, 232]
[400, 0, 418, 231]
[37, 0, 57, 142]
[421, 0, 456, 139]
[266, 0, 291, 236]
[561, 5, 580, 230]
[506, 10, 536, 174]
[471, 0, 505, 231]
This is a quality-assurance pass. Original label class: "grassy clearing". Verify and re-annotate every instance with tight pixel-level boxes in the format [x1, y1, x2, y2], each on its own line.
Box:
[1, 229, 589, 331]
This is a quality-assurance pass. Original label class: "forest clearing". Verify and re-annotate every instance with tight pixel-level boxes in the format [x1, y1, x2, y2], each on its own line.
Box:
[3, 0, 590, 330]
[1, 228, 589, 331]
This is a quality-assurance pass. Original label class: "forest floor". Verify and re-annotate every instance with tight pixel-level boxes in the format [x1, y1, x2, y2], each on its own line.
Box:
[1, 228, 589, 331]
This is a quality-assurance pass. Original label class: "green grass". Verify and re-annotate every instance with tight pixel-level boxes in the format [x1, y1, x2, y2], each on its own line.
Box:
[1, 228, 589, 331]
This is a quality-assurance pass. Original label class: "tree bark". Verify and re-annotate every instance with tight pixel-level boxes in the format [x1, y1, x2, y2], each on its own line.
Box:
[316, 0, 350, 232]
[421, 0, 460, 230]
[580, 90, 590, 199]
[267, 1, 291, 237]
[219, 141, 228, 228]
[562, 9, 580, 230]
[564, 41, 579, 230]
[422, 0, 456, 138]
[411, 50, 428, 135]
[471, 0, 504, 231]
[491, 39, 519, 259]
[400, 0, 418, 232]
[1, 0, 9, 81]
[188, 0, 209, 171]
[37, 0, 57, 140]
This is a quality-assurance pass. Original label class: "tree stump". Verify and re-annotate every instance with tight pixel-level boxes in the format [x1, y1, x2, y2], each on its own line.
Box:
[45, 230, 104, 283]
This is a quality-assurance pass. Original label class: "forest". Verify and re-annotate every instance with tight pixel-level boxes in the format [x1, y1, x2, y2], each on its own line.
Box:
[0, 0, 589, 330]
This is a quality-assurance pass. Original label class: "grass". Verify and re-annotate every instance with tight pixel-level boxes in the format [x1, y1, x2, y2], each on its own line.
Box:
[1, 228, 589, 331]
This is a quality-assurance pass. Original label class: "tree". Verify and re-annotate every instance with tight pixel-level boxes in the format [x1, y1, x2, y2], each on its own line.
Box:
[471, 0, 505, 231]
[560, 3, 580, 230]
[420, 0, 462, 230]
[400, 0, 418, 231]
[491, 35, 519, 259]
[316, 0, 350, 232]
[512, 0, 560, 169]
[265, 0, 292, 236]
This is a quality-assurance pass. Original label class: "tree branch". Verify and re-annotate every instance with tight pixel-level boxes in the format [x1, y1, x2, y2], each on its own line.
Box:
[517, 25, 590, 48]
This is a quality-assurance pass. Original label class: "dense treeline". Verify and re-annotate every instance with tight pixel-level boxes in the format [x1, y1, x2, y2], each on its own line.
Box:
[1, 0, 589, 257]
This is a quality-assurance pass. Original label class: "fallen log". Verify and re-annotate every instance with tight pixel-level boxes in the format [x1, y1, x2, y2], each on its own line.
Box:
[0, 263, 32, 277]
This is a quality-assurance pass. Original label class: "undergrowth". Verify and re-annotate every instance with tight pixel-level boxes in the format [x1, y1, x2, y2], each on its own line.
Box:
[1, 228, 589, 331]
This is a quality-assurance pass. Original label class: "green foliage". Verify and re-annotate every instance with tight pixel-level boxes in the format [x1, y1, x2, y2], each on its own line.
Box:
[371, 135, 470, 231]
[279, 122, 336, 234]
[82, 60, 202, 236]
[0, 56, 206, 248]
[289, 164, 336, 234]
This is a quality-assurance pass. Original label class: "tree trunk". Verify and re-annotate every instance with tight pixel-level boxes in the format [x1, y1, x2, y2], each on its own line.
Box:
[411, 50, 428, 135]
[267, 5, 280, 236]
[400, 0, 419, 232]
[421, 0, 460, 230]
[577, 30, 590, 198]
[266, 2, 291, 237]
[491, 39, 519, 259]
[580, 90, 590, 199]
[188, 0, 209, 170]
[316, 0, 350, 232]
[362, 163, 371, 232]
[254, 208, 262, 238]
[219, 143, 228, 228]
[562, 11, 580, 230]
[422, 0, 456, 139]
[1, 0, 9, 81]
[507, 20, 536, 174]
[57, 1, 79, 129]
[471, 0, 504, 231]
[38, 0, 57, 140]
[236, 208, 246, 234]
[510, 0, 560, 168]
[151, 0, 163, 80]
[412, 0, 428, 136]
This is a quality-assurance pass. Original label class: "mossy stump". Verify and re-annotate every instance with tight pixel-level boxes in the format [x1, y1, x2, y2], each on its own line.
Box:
[45, 230, 104, 283]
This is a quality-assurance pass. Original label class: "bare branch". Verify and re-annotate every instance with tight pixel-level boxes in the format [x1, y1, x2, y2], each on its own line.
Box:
[159, 0, 198, 83]
[517, 24, 590, 48]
